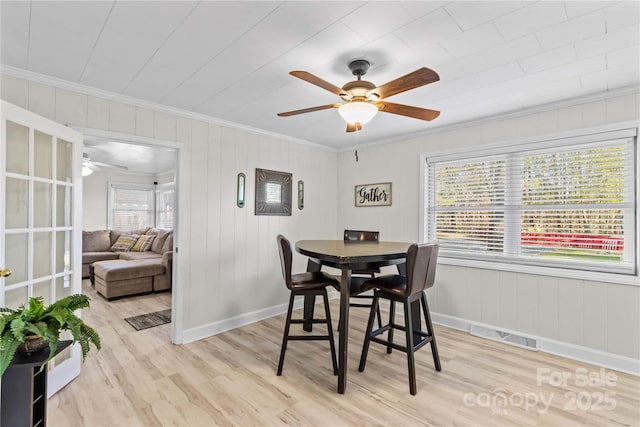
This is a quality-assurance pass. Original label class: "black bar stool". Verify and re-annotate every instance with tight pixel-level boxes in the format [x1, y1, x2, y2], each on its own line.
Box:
[358, 242, 441, 395]
[276, 235, 339, 376]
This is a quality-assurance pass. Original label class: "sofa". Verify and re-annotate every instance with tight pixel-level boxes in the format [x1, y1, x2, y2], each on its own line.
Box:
[82, 227, 173, 299]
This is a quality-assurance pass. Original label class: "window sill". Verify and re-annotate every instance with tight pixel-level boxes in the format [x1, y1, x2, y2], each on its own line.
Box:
[438, 257, 640, 286]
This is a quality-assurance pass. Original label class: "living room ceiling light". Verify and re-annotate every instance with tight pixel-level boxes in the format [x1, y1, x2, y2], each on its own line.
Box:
[338, 102, 378, 126]
[82, 166, 94, 176]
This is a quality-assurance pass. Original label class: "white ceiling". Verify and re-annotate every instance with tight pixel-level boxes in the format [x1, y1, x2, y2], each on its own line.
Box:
[2, 1, 639, 154]
[83, 137, 176, 175]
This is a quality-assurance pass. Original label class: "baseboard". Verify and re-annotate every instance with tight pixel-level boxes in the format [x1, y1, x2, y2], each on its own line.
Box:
[538, 338, 640, 377]
[181, 301, 296, 344]
[181, 290, 340, 344]
[431, 312, 640, 376]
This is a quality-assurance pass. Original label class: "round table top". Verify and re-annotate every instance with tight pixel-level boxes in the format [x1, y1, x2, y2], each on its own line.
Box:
[295, 240, 412, 265]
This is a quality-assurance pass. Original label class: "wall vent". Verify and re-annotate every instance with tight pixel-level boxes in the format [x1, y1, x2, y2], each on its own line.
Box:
[470, 323, 539, 351]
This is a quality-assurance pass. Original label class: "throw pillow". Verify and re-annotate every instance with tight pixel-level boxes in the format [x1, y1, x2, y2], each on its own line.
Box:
[132, 234, 155, 252]
[161, 233, 173, 254]
[146, 228, 171, 253]
[110, 234, 140, 252]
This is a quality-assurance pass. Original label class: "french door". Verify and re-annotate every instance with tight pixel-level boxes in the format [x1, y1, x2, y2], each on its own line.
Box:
[1, 100, 83, 396]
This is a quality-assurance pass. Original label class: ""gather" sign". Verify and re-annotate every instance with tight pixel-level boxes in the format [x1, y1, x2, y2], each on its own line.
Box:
[355, 182, 392, 207]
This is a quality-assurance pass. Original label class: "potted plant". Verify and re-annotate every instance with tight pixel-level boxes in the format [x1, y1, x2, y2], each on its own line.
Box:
[0, 294, 101, 377]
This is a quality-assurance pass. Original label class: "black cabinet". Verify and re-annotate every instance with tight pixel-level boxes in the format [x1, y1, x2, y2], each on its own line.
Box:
[1, 341, 72, 427]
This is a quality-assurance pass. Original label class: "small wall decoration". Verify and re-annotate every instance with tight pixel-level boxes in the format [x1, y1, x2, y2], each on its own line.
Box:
[355, 182, 392, 207]
[297, 180, 304, 210]
[236, 172, 246, 208]
[255, 168, 292, 216]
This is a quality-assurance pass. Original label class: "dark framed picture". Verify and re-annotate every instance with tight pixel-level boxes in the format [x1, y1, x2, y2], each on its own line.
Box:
[255, 168, 292, 216]
[355, 182, 392, 207]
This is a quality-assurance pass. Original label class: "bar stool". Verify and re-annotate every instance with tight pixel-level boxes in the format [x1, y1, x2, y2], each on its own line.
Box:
[358, 242, 441, 395]
[276, 235, 339, 376]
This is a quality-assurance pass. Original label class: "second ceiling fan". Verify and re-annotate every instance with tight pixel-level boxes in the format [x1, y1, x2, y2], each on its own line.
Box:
[277, 59, 440, 132]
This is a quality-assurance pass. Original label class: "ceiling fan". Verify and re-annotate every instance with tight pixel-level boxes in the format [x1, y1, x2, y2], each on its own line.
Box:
[277, 59, 440, 132]
[82, 152, 128, 176]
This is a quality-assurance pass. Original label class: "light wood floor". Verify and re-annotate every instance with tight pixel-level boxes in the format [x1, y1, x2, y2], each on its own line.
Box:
[47, 280, 640, 427]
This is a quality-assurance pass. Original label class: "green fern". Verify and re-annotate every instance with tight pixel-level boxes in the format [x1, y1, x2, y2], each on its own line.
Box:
[0, 294, 101, 377]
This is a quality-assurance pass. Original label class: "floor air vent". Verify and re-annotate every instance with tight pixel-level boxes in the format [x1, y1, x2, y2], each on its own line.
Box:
[470, 324, 539, 351]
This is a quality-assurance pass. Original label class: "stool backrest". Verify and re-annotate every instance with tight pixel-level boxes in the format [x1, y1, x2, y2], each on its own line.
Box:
[405, 243, 439, 296]
[277, 234, 293, 289]
[344, 229, 379, 242]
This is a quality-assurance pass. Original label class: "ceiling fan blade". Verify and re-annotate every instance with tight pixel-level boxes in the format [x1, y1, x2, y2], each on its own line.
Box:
[376, 101, 440, 121]
[370, 67, 439, 100]
[91, 161, 129, 171]
[290, 71, 348, 98]
[277, 103, 341, 117]
[346, 122, 362, 133]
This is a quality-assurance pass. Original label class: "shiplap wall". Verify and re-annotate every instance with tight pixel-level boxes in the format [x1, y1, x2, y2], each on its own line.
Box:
[1, 73, 338, 333]
[338, 93, 640, 361]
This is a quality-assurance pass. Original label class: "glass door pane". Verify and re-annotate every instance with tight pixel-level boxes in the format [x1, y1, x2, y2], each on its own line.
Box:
[1, 100, 84, 397]
[4, 233, 27, 286]
[56, 184, 72, 227]
[5, 177, 29, 228]
[6, 120, 29, 175]
[34, 182, 53, 228]
[33, 232, 53, 279]
[34, 131, 53, 179]
[56, 230, 72, 273]
[57, 138, 73, 182]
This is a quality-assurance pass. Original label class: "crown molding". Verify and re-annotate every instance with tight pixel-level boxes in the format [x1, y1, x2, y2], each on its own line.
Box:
[0, 65, 337, 153]
[3, 65, 637, 155]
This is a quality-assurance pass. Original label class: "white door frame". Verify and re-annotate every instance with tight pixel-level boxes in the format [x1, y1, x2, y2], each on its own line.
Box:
[74, 127, 184, 344]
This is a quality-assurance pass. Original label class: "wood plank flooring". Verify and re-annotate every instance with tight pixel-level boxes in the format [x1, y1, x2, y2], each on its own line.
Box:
[47, 281, 640, 426]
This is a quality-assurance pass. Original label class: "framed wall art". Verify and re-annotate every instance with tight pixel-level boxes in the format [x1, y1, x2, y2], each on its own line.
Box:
[355, 182, 392, 207]
[255, 168, 292, 216]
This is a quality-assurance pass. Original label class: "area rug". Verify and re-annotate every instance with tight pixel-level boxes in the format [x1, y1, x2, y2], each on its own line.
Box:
[125, 309, 171, 331]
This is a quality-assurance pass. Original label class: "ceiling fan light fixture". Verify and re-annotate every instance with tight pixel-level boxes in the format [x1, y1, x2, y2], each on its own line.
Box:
[338, 101, 378, 125]
[82, 165, 94, 177]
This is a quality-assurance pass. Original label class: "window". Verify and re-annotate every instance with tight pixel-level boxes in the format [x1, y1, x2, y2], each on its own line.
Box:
[425, 128, 637, 275]
[108, 183, 154, 232]
[155, 184, 174, 229]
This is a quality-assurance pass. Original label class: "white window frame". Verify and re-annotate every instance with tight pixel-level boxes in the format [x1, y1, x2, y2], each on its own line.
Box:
[155, 182, 175, 230]
[107, 181, 155, 232]
[420, 122, 639, 286]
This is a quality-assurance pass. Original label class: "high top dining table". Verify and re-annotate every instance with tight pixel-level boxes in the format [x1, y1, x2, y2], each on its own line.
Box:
[295, 239, 414, 394]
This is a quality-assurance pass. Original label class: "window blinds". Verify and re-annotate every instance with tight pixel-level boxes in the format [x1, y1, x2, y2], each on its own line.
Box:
[155, 187, 174, 230]
[109, 184, 154, 232]
[426, 131, 637, 275]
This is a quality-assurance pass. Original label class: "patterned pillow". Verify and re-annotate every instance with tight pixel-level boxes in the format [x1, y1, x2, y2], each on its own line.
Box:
[132, 234, 155, 252]
[110, 234, 140, 252]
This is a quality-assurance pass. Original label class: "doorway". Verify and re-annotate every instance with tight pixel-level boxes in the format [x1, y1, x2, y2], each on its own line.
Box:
[77, 127, 182, 344]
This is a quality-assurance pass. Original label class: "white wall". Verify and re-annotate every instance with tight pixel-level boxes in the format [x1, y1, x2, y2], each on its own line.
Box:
[1, 73, 338, 334]
[82, 170, 155, 230]
[337, 93, 640, 365]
